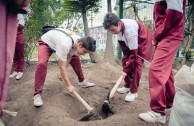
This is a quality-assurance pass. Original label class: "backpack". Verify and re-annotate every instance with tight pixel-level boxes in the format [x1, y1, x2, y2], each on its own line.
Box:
[42, 26, 74, 45]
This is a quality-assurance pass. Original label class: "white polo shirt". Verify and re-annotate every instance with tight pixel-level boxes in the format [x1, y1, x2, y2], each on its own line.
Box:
[18, 14, 26, 26]
[41, 28, 80, 61]
[118, 19, 139, 50]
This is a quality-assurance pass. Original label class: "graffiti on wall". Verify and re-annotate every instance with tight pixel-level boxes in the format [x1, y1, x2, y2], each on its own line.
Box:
[88, 26, 118, 56]
[89, 26, 107, 53]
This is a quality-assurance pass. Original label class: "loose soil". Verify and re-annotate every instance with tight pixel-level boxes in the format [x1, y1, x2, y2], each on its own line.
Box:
[3, 62, 169, 126]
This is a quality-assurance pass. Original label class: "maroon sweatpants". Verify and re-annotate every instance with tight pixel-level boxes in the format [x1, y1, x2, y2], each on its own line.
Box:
[34, 39, 84, 95]
[149, 38, 182, 115]
[122, 56, 144, 93]
[13, 27, 25, 72]
[70, 55, 85, 82]
[0, 1, 18, 116]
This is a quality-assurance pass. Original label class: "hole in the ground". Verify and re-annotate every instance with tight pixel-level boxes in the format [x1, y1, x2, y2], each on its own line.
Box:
[63, 91, 116, 122]
[79, 99, 116, 121]
[76, 102, 114, 121]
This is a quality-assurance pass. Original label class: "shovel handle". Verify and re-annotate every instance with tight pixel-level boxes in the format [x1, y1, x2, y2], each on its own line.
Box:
[73, 90, 93, 111]
[109, 75, 123, 99]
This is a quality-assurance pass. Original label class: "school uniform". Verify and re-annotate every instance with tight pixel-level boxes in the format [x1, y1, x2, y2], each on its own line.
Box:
[0, 0, 28, 116]
[13, 14, 26, 72]
[118, 19, 152, 93]
[34, 28, 81, 95]
[149, 0, 186, 115]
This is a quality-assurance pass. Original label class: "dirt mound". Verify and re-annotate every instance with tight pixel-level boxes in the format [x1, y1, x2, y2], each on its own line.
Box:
[3, 62, 169, 126]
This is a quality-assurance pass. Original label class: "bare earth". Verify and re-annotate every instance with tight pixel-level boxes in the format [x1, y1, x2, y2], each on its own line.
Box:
[4, 62, 169, 126]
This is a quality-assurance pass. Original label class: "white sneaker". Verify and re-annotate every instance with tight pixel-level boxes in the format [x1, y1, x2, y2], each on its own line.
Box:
[78, 79, 95, 88]
[9, 71, 18, 78]
[16, 72, 23, 80]
[33, 94, 43, 107]
[117, 86, 130, 94]
[125, 92, 137, 102]
[139, 110, 166, 124]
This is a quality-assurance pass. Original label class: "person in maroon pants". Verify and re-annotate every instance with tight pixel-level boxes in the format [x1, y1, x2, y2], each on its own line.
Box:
[0, 0, 30, 125]
[33, 28, 96, 107]
[139, 0, 186, 124]
[9, 14, 26, 80]
[103, 13, 152, 102]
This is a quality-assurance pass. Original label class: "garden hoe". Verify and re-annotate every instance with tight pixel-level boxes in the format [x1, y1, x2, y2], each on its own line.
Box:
[101, 75, 123, 116]
[73, 90, 94, 121]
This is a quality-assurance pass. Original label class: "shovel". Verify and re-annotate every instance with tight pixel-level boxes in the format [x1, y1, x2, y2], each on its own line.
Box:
[72, 90, 94, 121]
[101, 75, 123, 115]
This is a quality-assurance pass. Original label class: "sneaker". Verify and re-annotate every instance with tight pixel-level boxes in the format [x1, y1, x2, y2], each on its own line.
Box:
[9, 71, 18, 78]
[33, 94, 43, 107]
[16, 72, 23, 80]
[117, 86, 130, 94]
[139, 110, 166, 124]
[125, 92, 137, 102]
[78, 79, 95, 88]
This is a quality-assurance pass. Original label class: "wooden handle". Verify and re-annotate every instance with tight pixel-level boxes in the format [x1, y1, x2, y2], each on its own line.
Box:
[137, 55, 151, 64]
[73, 90, 93, 111]
[109, 75, 123, 99]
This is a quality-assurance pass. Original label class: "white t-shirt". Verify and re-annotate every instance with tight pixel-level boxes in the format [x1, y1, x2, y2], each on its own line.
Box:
[17, 14, 26, 26]
[41, 28, 80, 61]
[118, 19, 139, 50]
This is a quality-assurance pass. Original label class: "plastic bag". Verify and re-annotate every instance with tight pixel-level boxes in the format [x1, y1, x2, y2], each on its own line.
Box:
[169, 63, 194, 126]
[174, 63, 194, 95]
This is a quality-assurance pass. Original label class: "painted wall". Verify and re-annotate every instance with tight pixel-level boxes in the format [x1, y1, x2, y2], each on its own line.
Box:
[88, 26, 118, 57]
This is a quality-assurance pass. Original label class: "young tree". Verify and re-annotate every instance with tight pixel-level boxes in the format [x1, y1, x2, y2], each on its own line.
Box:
[104, 0, 115, 63]
[64, 0, 101, 63]
[182, 0, 194, 65]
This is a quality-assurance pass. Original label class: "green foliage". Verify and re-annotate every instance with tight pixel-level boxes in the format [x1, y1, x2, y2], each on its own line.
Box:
[63, 0, 101, 13]
[24, 0, 79, 61]
[24, 0, 101, 62]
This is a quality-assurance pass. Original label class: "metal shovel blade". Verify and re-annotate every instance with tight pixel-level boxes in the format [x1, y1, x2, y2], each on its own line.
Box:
[79, 111, 94, 121]
[101, 92, 113, 115]
[101, 100, 113, 115]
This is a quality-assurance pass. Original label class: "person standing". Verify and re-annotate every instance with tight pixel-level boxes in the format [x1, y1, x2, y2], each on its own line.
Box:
[139, 0, 186, 124]
[0, 0, 30, 125]
[9, 14, 26, 80]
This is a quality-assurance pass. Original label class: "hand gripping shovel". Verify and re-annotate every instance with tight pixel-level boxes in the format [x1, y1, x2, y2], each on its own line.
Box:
[73, 90, 94, 121]
[101, 75, 123, 115]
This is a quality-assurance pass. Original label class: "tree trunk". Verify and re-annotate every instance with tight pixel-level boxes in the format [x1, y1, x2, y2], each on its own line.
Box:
[82, 11, 89, 36]
[82, 10, 100, 63]
[73, 14, 82, 28]
[104, 0, 115, 63]
[182, 6, 194, 65]
[133, 4, 142, 22]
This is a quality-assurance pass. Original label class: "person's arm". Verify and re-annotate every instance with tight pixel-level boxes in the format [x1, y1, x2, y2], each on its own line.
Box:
[58, 60, 74, 93]
[153, 0, 185, 42]
[65, 54, 72, 68]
